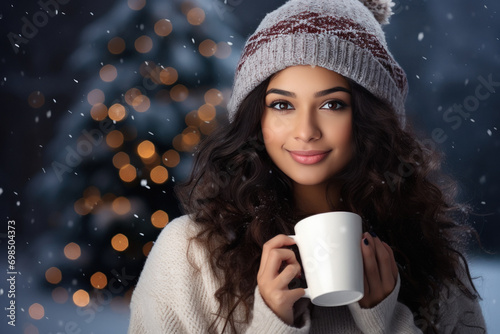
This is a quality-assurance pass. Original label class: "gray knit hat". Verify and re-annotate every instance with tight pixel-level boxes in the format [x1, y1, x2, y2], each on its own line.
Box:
[227, 0, 408, 127]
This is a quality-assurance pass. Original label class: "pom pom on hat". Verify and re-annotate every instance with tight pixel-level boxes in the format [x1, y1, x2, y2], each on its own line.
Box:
[359, 0, 395, 25]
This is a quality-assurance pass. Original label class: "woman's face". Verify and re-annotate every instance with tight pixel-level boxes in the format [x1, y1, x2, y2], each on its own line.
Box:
[261, 65, 353, 187]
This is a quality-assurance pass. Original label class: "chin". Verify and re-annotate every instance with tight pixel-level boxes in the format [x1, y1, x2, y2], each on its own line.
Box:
[290, 177, 330, 187]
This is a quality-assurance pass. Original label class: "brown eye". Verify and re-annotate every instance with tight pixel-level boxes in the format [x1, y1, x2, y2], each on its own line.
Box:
[277, 102, 289, 110]
[321, 100, 347, 111]
[268, 101, 293, 111]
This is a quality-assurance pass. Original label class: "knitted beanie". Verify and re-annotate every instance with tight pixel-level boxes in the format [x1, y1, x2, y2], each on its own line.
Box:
[227, 0, 408, 127]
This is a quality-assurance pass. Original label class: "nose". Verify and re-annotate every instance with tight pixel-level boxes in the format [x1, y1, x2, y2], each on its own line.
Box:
[293, 109, 321, 142]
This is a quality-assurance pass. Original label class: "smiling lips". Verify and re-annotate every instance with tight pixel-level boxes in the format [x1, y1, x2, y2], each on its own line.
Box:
[288, 150, 331, 165]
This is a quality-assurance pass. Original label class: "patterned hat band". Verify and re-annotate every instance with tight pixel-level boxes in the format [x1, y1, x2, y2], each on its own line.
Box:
[227, 0, 408, 127]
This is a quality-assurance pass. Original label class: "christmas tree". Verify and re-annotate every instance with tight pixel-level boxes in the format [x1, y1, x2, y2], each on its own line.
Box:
[23, 0, 243, 330]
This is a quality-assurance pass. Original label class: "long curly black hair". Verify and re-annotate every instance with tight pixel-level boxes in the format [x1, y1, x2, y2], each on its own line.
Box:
[176, 76, 481, 333]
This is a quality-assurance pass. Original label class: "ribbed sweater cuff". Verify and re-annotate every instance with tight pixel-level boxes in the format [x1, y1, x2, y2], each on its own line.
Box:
[348, 275, 401, 334]
[248, 287, 310, 334]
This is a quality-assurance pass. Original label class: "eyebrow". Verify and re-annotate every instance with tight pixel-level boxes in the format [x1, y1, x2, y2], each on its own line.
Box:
[265, 87, 352, 98]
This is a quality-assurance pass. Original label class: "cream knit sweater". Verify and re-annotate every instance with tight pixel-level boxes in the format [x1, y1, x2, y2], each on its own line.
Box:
[128, 215, 485, 333]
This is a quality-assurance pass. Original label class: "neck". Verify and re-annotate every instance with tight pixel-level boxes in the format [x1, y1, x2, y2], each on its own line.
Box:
[293, 180, 343, 217]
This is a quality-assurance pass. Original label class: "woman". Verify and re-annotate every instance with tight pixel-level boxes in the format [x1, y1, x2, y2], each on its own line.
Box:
[128, 0, 486, 333]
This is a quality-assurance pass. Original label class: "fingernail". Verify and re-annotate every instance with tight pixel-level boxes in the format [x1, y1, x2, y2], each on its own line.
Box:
[369, 230, 377, 238]
[363, 238, 369, 246]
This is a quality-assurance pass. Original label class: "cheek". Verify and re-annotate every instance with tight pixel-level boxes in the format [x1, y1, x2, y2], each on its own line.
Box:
[261, 113, 288, 145]
[328, 119, 354, 161]
[340, 126, 353, 146]
[331, 117, 353, 146]
[261, 127, 275, 144]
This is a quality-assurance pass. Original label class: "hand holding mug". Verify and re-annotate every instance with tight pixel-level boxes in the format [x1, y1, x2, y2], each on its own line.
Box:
[358, 231, 398, 308]
[257, 234, 305, 325]
[257, 212, 399, 326]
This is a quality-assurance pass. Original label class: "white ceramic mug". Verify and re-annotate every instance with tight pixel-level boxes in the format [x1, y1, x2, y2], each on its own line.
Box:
[289, 211, 364, 307]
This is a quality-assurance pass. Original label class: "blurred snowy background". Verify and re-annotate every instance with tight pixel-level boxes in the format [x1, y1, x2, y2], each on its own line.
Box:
[0, 0, 499, 333]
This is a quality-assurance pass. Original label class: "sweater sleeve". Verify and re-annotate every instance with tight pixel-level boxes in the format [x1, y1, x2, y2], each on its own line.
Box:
[348, 269, 486, 334]
[348, 275, 423, 334]
[430, 266, 486, 333]
[245, 286, 311, 333]
[128, 216, 312, 334]
[128, 216, 223, 334]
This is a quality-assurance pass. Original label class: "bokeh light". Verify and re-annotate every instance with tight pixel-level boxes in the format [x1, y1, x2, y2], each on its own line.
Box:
[90, 272, 108, 289]
[200, 119, 218, 135]
[82, 186, 101, 213]
[173, 127, 202, 151]
[87, 88, 105, 105]
[137, 140, 155, 159]
[199, 39, 216, 57]
[52, 287, 69, 304]
[215, 41, 232, 59]
[125, 88, 142, 105]
[112, 152, 130, 169]
[108, 103, 126, 121]
[90, 103, 108, 121]
[111, 233, 129, 251]
[135, 35, 153, 53]
[142, 152, 160, 165]
[151, 210, 169, 228]
[159, 67, 178, 85]
[108, 37, 126, 55]
[204, 88, 223, 106]
[132, 94, 150, 112]
[187, 7, 205, 25]
[127, 0, 146, 11]
[73, 289, 90, 307]
[99, 64, 118, 82]
[45, 267, 62, 284]
[185, 110, 201, 127]
[24, 324, 39, 334]
[172, 134, 184, 151]
[64, 242, 81, 260]
[198, 104, 216, 122]
[183, 132, 200, 146]
[182, 127, 201, 146]
[170, 84, 188, 102]
[74, 198, 92, 216]
[139, 61, 161, 84]
[106, 130, 125, 149]
[112, 197, 131, 215]
[29, 303, 44, 320]
[154, 19, 173, 37]
[162, 149, 180, 168]
[150, 165, 168, 184]
[150, 67, 162, 83]
[28, 91, 45, 108]
[142, 241, 154, 256]
[119, 164, 137, 182]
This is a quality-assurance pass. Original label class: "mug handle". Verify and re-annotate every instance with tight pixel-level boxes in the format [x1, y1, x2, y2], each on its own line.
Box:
[287, 235, 311, 300]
